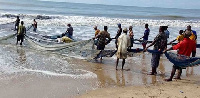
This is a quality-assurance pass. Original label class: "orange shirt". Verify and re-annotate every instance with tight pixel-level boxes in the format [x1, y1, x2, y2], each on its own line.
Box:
[95, 29, 100, 36]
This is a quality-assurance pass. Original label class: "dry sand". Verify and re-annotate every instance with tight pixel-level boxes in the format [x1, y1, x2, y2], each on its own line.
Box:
[78, 78, 200, 98]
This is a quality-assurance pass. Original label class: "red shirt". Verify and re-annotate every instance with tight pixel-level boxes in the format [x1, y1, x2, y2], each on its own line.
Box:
[173, 38, 196, 56]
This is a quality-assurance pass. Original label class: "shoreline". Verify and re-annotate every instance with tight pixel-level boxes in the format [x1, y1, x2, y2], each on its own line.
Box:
[78, 77, 200, 98]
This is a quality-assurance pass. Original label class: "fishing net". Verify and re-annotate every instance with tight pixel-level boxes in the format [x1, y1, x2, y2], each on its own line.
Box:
[165, 52, 200, 68]
[0, 22, 15, 31]
[25, 32, 92, 51]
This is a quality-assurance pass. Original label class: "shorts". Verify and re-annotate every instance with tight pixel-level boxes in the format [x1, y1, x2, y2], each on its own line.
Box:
[151, 53, 161, 68]
[97, 45, 105, 50]
[17, 35, 24, 42]
[142, 39, 148, 45]
[173, 65, 186, 69]
[130, 38, 134, 47]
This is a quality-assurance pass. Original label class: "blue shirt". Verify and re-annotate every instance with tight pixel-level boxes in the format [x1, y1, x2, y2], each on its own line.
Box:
[143, 28, 150, 40]
[164, 30, 170, 38]
[192, 30, 197, 36]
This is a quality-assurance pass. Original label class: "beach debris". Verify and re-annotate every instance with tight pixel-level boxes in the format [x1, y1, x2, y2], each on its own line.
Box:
[180, 91, 184, 93]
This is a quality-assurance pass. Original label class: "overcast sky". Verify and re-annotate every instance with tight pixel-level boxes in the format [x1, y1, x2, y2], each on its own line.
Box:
[41, 0, 200, 9]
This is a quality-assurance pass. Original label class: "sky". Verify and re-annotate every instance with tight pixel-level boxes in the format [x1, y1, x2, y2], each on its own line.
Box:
[40, 0, 200, 9]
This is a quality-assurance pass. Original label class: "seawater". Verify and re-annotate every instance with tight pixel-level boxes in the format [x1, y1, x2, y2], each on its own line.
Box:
[0, 0, 200, 79]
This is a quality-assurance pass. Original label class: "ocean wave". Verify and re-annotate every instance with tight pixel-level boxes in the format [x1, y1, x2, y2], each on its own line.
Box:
[1, 13, 200, 27]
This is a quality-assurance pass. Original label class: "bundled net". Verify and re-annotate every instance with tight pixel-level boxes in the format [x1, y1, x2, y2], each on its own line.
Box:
[165, 52, 200, 68]
[25, 32, 92, 51]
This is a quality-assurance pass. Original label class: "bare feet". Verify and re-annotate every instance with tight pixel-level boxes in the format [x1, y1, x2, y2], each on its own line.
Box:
[165, 78, 172, 81]
[123, 69, 130, 71]
[147, 72, 157, 75]
[174, 77, 181, 80]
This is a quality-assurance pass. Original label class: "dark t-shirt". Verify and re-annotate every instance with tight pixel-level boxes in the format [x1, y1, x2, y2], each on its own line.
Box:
[143, 28, 150, 40]
[16, 19, 20, 25]
[67, 26, 73, 35]
[153, 32, 167, 50]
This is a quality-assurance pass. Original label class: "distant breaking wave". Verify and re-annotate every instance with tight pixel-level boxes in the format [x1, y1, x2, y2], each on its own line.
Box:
[1, 13, 200, 28]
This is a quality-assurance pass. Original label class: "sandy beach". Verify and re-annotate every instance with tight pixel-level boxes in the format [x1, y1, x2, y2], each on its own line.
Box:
[0, 38, 200, 98]
[78, 78, 200, 98]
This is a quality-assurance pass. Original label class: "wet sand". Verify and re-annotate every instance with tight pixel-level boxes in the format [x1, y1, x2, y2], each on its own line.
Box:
[0, 37, 200, 98]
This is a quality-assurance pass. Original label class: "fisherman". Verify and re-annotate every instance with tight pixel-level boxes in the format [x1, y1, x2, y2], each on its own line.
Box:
[186, 25, 197, 57]
[140, 24, 150, 50]
[16, 21, 26, 45]
[115, 23, 122, 49]
[65, 24, 73, 39]
[116, 28, 130, 70]
[186, 25, 197, 40]
[168, 30, 184, 44]
[163, 30, 196, 81]
[32, 19, 37, 32]
[164, 26, 170, 39]
[144, 26, 167, 75]
[15, 16, 20, 31]
[95, 26, 112, 60]
[128, 26, 134, 49]
[93, 26, 100, 45]
[94, 26, 100, 37]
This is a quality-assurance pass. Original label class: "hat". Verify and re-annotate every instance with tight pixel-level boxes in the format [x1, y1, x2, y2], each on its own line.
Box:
[183, 30, 192, 38]
[123, 28, 128, 32]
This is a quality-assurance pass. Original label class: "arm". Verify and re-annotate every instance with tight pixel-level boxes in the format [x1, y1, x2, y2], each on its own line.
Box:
[163, 47, 173, 53]
[168, 39, 176, 45]
[143, 39, 156, 51]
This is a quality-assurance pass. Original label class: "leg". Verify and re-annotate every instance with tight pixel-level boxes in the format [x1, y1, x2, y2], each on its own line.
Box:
[165, 66, 177, 81]
[116, 58, 119, 70]
[148, 53, 160, 75]
[122, 59, 125, 70]
[175, 68, 182, 79]
[192, 51, 196, 57]
[16, 35, 19, 45]
[148, 67, 156, 75]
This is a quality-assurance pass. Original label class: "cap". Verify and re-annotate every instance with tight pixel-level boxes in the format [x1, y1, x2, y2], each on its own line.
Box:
[123, 28, 128, 32]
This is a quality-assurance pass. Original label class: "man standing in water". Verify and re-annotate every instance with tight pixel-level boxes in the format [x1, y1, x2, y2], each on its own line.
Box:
[115, 24, 122, 49]
[32, 19, 37, 32]
[15, 16, 20, 31]
[116, 28, 130, 70]
[144, 26, 167, 75]
[66, 24, 73, 39]
[93, 26, 100, 46]
[16, 21, 26, 45]
[128, 26, 134, 49]
[95, 26, 112, 60]
[140, 24, 150, 50]
[163, 30, 196, 81]
[94, 26, 100, 37]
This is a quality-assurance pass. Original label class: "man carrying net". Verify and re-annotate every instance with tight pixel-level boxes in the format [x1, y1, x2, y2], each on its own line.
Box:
[163, 30, 196, 81]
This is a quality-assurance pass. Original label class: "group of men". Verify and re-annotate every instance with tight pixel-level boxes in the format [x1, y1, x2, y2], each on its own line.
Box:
[15, 16, 74, 45]
[15, 16, 37, 45]
[93, 24, 197, 82]
[93, 24, 150, 69]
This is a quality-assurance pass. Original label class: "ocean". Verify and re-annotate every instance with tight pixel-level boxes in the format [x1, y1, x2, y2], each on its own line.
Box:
[0, 0, 200, 41]
[0, 1, 200, 97]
